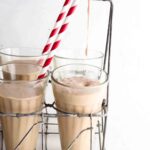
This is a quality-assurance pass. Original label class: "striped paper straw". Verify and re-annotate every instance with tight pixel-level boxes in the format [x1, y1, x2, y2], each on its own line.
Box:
[38, 0, 79, 79]
[42, 0, 72, 55]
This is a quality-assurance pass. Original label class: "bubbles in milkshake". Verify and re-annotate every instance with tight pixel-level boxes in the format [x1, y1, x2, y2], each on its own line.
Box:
[60, 76, 100, 88]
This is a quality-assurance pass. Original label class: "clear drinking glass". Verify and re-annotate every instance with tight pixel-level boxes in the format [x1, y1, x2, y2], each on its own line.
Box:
[53, 49, 104, 69]
[0, 47, 48, 67]
[51, 64, 108, 150]
[0, 63, 49, 150]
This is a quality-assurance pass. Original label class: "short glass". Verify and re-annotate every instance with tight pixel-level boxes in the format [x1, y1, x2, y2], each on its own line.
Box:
[51, 64, 108, 150]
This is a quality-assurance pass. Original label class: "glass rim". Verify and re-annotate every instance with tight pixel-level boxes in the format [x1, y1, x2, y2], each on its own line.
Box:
[54, 50, 104, 60]
[0, 62, 50, 83]
[51, 64, 108, 89]
[0, 47, 48, 58]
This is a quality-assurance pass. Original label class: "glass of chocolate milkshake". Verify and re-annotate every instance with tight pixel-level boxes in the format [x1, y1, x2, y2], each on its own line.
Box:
[0, 63, 49, 150]
[51, 64, 108, 150]
[0, 47, 50, 149]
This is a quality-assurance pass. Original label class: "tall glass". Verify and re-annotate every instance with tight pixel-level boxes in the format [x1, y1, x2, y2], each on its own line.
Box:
[0, 48, 49, 147]
[51, 64, 108, 150]
[0, 63, 49, 150]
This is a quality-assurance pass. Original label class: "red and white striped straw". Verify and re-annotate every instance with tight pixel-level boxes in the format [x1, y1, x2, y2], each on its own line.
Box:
[38, 0, 79, 79]
[42, 0, 72, 55]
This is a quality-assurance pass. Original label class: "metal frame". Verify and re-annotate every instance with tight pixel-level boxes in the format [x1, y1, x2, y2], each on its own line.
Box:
[0, 102, 107, 150]
[0, 0, 113, 149]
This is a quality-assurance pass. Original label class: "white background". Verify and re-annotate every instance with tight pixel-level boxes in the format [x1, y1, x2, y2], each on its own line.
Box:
[0, 0, 147, 150]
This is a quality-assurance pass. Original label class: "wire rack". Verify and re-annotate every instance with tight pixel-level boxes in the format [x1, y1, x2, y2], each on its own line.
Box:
[0, 0, 113, 149]
[0, 101, 107, 150]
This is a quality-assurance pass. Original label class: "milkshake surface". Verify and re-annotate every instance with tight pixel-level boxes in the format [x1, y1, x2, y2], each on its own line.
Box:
[59, 76, 100, 88]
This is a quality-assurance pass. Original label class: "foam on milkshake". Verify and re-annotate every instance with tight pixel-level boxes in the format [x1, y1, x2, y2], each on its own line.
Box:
[60, 76, 100, 88]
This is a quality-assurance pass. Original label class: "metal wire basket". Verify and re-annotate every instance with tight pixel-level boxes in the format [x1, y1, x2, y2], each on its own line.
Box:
[0, 100, 107, 150]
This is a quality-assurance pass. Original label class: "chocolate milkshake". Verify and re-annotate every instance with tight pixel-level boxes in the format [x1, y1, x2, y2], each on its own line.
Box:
[0, 63, 48, 150]
[51, 64, 108, 150]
